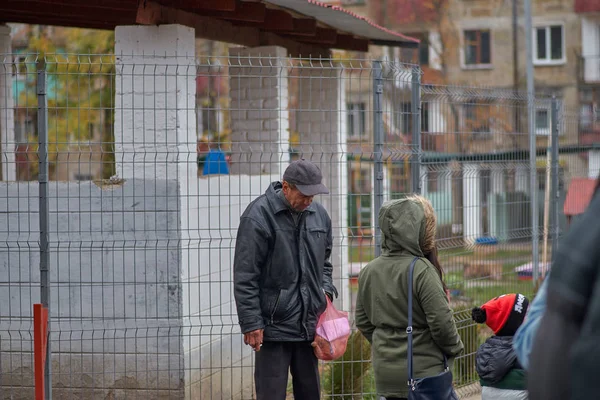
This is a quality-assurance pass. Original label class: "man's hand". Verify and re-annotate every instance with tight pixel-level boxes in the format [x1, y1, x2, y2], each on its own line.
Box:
[243, 329, 264, 352]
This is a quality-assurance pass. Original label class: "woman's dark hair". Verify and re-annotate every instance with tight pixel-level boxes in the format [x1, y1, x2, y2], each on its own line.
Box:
[425, 246, 448, 292]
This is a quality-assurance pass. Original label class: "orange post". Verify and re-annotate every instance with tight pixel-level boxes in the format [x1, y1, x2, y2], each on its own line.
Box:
[34, 303, 49, 400]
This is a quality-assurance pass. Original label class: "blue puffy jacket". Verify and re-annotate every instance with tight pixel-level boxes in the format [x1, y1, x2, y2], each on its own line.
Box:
[512, 275, 549, 370]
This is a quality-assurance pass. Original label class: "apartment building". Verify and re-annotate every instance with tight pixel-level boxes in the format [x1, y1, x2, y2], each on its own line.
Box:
[332, 0, 594, 239]
[577, 0, 600, 150]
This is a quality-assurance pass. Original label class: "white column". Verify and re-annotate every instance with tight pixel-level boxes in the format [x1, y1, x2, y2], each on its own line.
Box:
[229, 46, 289, 177]
[439, 165, 452, 193]
[114, 24, 196, 181]
[463, 163, 482, 244]
[589, 150, 600, 179]
[0, 24, 16, 181]
[515, 163, 529, 193]
[383, 162, 391, 203]
[421, 165, 429, 196]
[294, 63, 350, 312]
[114, 24, 197, 398]
[490, 164, 505, 194]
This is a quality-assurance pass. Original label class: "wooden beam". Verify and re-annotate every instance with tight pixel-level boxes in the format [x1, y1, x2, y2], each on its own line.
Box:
[157, 0, 236, 13]
[288, 18, 317, 36]
[0, 12, 119, 30]
[9, 0, 135, 12]
[331, 34, 370, 52]
[284, 27, 337, 45]
[1, 2, 135, 27]
[259, 32, 331, 58]
[201, 1, 266, 22]
[137, 0, 261, 47]
[261, 9, 294, 31]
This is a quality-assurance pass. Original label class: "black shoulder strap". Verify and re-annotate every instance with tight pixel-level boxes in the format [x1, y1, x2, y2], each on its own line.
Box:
[407, 257, 419, 385]
[407, 257, 448, 387]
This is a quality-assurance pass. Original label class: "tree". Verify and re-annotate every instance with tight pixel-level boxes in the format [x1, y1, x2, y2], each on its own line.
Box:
[15, 25, 115, 180]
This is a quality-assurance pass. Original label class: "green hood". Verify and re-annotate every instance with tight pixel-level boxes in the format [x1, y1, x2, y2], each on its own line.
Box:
[379, 198, 430, 257]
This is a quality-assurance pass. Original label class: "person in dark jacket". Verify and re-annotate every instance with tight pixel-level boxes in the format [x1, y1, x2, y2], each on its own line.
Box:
[472, 293, 530, 400]
[233, 159, 338, 400]
[528, 176, 600, 400]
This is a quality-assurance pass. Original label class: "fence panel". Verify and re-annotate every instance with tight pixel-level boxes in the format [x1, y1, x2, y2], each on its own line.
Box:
[0, 54, 41, 399]
[0, 52, 597, 399]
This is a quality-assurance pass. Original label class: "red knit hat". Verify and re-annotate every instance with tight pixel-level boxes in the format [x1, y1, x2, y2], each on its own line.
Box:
[471, 293, 529, 336]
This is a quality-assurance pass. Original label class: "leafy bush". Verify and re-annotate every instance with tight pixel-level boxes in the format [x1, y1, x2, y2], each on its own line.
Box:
[321, 331, 375, 400]
[453, 310, 480, 387]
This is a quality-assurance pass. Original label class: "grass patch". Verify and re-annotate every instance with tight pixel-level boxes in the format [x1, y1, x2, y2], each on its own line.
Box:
[349, 244, 541, 265]
[439, 247, 474, 257]
[349, 246, 375, 263]
[461, 279, 536, 306]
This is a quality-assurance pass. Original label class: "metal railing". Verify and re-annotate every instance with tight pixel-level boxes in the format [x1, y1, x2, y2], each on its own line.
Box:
[0, 53, 596, 399]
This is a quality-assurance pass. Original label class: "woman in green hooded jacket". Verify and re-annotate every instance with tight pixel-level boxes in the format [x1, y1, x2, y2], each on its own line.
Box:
[356, 195, 464, 400]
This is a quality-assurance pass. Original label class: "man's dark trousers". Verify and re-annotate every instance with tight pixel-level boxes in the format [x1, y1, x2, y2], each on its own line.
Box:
[255, 341, 320, 399]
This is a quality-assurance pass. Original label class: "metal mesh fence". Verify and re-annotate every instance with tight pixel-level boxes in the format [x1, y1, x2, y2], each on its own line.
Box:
[0, 52, 597, 399]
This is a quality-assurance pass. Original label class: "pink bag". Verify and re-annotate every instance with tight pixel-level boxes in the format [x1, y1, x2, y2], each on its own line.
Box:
[312, 297, 350, 361]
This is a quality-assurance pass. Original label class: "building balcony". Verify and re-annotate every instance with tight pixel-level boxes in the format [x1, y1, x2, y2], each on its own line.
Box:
[575, 0, 600, 13]
[578, 55, 600, 84]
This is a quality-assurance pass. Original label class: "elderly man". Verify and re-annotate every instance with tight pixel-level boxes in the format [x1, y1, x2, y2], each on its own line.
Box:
[233, 159, 338, 399]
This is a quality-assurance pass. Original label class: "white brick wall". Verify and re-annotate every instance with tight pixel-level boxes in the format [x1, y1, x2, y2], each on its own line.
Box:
[589, 150, 600, 179]
[184, 173, 278, 399]
[229, 46, 290, 176]
[293, 65, 350, 312]
[0, 24, 16, 181]
[114, 25, 205, 399]
[463, 163, 482, 243]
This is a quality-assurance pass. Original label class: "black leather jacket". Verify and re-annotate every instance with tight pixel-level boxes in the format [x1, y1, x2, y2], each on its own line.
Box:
[233, 182, 337, 341]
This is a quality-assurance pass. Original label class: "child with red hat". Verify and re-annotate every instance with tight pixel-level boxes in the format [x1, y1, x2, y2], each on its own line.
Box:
[472, 293, 529, 400]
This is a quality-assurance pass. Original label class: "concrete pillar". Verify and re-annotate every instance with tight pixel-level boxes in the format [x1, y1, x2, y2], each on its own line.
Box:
[589, 150, 600, 179]
[463, 163, 482, 243]
[114, 24, 197, 398]
[114, 24, 196, 181]
[228, 46, 290, 176]
[515, 163, 529, 193]
[293, 63, 350, 312]
[0, 25, 16, 181]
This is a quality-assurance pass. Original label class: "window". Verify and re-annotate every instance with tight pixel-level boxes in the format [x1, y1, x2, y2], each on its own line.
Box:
[347, 102, 366, 138]
[395, 102, 429, 134]
[534, 25, 564, 64]
[580, 88, 600, 131]
[401, 33, 429, 65]
[12, 54, 28, 82]
[464, 30, 491, 66]
[535, 109, 550, 135]
[197, 103, 222, 137]
[535, 100, 562, 136]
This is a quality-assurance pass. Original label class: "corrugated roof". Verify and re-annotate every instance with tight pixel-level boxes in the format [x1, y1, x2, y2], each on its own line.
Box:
[265, 0, 420, 47]
[564, 178, 597, 216]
